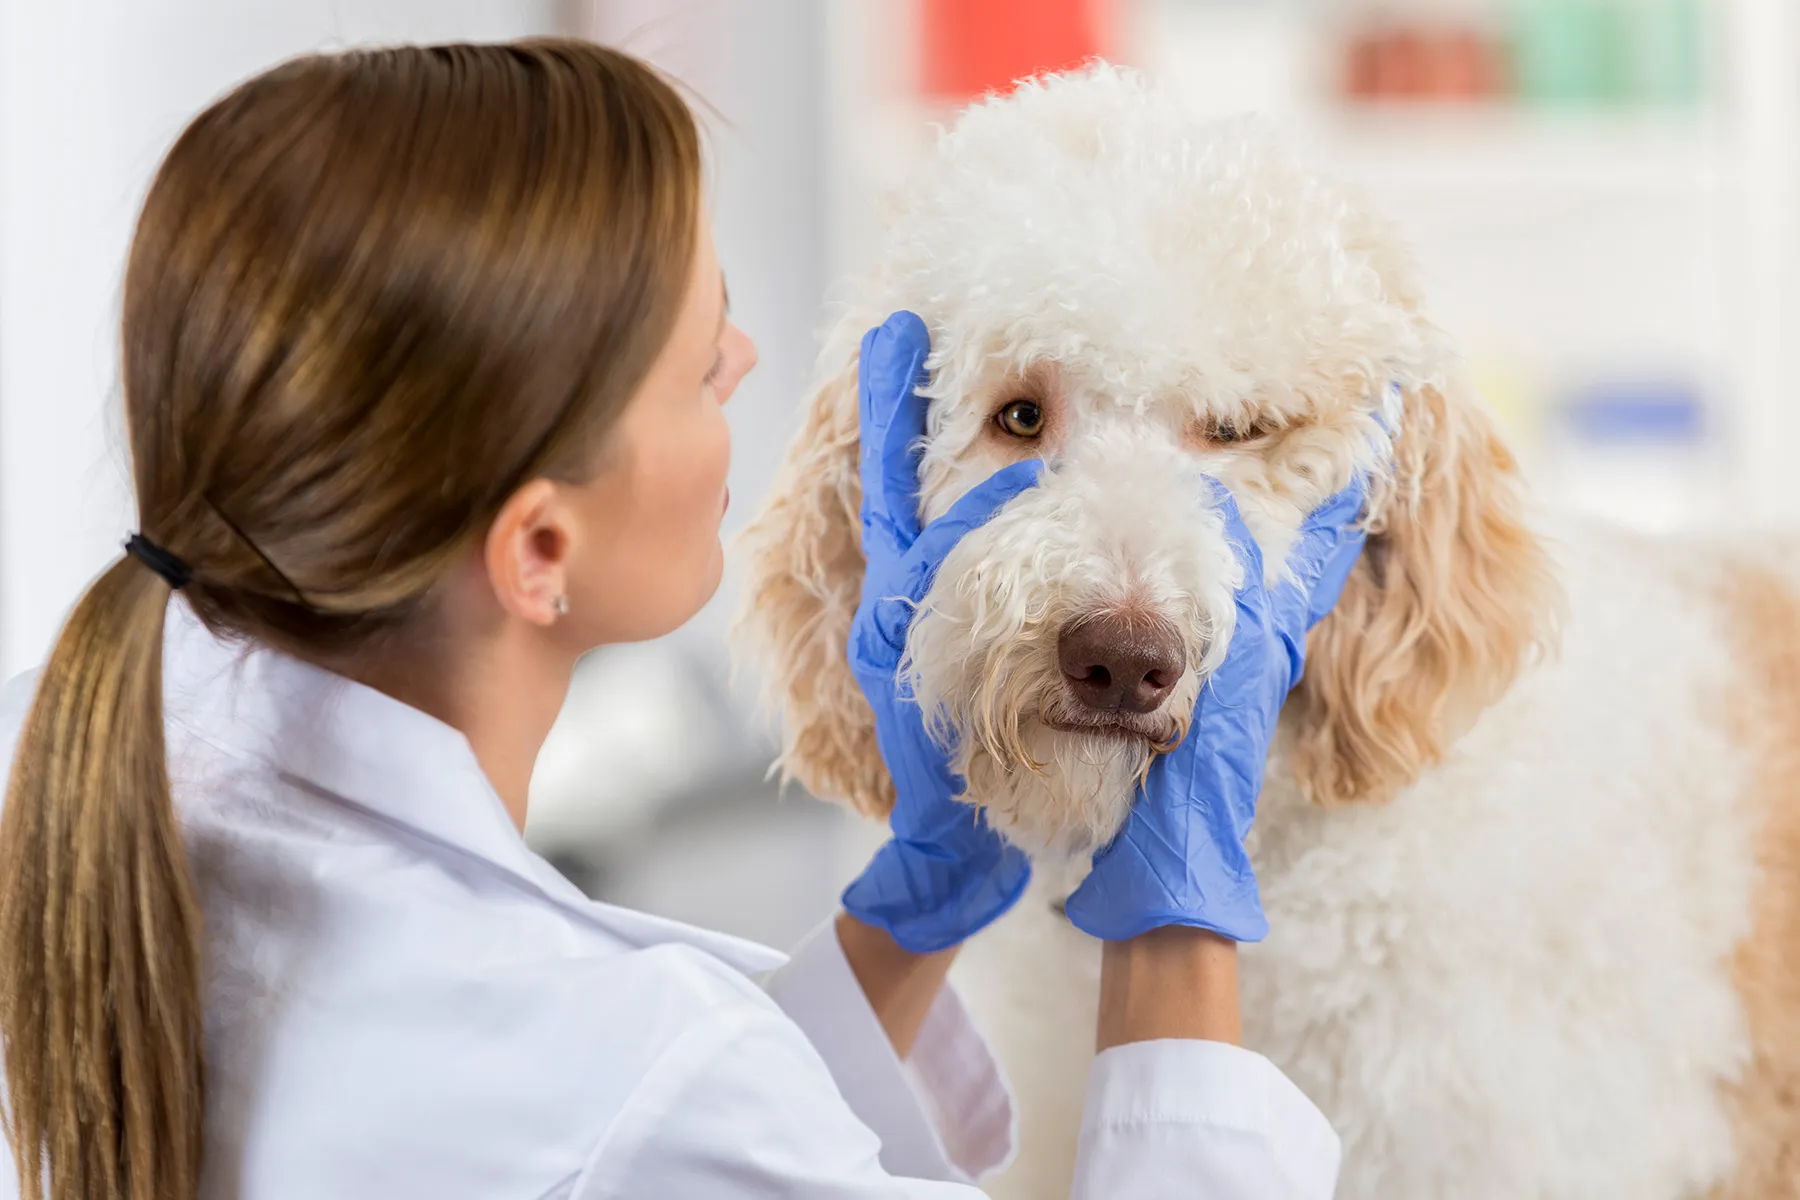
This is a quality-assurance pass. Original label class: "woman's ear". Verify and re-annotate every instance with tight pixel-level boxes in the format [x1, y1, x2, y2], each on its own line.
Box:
[1284, 372, 1564, 805]
[483, 478, 571, 627]
[734, 350, 895, 819]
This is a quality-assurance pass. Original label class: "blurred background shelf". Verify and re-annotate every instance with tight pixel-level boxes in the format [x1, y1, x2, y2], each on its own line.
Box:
[825, 0, 1799, 537]
[1319, 109, 1726, 191]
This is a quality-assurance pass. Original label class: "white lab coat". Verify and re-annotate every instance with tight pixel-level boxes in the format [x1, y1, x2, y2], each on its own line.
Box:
[0, 600, 1340, 1198]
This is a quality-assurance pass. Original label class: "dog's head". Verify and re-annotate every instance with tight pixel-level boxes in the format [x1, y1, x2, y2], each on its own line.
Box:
[738, 66, 1560, 857]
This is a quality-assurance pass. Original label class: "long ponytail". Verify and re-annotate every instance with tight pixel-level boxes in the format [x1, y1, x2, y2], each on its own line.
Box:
[0, 560, 204, 1200]
[0, 38, 701, 1200]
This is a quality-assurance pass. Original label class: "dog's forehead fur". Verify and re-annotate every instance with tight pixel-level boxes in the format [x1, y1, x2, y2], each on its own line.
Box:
[825, 65, 1434, 421]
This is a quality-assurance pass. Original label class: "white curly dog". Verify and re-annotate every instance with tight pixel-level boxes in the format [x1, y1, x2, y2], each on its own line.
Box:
[738, 65, 1800, 1200]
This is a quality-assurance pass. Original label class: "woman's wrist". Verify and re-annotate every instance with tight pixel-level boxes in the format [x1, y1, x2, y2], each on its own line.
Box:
[835, 911, 959, 1059]
[1096, 924, 1242, 1052]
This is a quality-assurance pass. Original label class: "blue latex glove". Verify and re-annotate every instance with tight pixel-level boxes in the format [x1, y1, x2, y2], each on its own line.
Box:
[1062, 469, 1377, 943]
[840, 312, 1045, 954]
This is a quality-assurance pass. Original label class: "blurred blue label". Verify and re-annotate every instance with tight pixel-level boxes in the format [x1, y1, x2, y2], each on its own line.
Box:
[1561, 380, 1705, 444]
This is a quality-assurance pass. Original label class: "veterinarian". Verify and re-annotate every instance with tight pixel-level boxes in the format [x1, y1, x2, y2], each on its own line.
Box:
[0, 41, 1371, 1200]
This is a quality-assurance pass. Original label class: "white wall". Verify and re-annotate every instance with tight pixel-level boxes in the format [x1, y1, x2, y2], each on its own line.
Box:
[0, 0, 567, 677]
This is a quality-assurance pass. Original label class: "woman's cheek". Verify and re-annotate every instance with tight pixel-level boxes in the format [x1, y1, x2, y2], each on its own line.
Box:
[665, 404, 728, 549]
[700, 403, 731, 517]
[716, 412, 733, 513]
[693, 412, 730, 593]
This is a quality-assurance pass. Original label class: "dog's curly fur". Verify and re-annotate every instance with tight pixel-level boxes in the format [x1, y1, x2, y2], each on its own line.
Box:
[736, 64, 1800, 1199]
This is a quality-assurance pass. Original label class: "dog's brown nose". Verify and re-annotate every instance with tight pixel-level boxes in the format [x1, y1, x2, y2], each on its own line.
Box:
[1057, 612, 1184, 715]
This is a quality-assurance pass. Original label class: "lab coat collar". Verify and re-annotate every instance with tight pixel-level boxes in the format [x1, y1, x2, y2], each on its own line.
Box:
[161, 600, 785, 975]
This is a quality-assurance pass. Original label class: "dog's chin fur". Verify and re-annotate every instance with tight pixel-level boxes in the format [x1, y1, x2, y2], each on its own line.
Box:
[963, 723, 1160, 860]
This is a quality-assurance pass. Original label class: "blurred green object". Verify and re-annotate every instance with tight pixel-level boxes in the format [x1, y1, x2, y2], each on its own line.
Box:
[1511, 0, 1703, 109]
[1624, 0, 1704, 107]
[1512, 0, 1617, 105]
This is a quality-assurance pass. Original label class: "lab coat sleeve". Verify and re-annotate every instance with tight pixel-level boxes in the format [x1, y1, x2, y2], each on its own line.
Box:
[1073, 1039, 1342, 1200]
[764, 920, 1340, 1199]
[762, 920, 1013, 1183]
[572, 1002, 985, 1198]
[575, 956, 1340, 1199]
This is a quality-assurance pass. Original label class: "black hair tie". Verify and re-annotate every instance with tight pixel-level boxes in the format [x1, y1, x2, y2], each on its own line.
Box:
[124, 533, 193, 591]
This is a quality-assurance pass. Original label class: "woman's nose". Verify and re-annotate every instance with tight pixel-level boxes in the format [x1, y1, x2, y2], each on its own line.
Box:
[718, 324, 757, 403]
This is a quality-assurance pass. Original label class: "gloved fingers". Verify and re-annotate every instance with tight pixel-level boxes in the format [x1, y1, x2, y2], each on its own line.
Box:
[1302, 521, 1370, 629]
[855, 458, 1039, 659]
[1202, 476, 1268, 587]
[898, 458, 1045, 590]
[1288, 381, 1398, 556]
[1288, 470, 1370, 583]
[1289, 381, 1404, 625]
[1063, 821, 1270, 944]
[1281, 387, 1410, 624]
[857, 312, 933, 546]
[861, 596, 915, 659]
[1298, 466, 1371, 541]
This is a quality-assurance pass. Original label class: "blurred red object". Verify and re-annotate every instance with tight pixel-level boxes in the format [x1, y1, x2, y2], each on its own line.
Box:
[1428, 30, 1503, 99]
[1342, 23, 1506, 104]
[920, 0, 1111, 102]
[1344, 31, 1383, 100]
[1380, 29, 1430, 98]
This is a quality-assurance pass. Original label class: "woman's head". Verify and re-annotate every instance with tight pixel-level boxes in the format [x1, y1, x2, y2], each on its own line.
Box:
[127, 38, 746, 653]
[0, 39, 742, 1200]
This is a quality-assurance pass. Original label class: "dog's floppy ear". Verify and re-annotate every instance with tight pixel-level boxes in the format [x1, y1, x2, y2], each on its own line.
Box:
[1284, 372, 1563, 805]
[735, 349, 895, 819]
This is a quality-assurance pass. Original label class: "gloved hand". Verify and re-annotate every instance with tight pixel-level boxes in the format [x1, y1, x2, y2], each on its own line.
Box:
[840, 312, 1045, 955]
[1062, 468, 1378, 943]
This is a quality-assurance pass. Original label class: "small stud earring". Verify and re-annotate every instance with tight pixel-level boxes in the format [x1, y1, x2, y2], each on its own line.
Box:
[552, 595, 570, 617]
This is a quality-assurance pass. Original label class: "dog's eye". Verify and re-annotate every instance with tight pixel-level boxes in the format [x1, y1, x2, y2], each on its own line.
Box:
[997, 400, 1046, 438]
[1200, 415, 1271, 445]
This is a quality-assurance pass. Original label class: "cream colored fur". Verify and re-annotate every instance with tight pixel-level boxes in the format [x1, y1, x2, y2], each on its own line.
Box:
[736, 64, 1790, 1198]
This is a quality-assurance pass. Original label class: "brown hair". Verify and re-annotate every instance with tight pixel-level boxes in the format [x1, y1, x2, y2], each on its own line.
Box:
[0, 39, 701, 1200]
